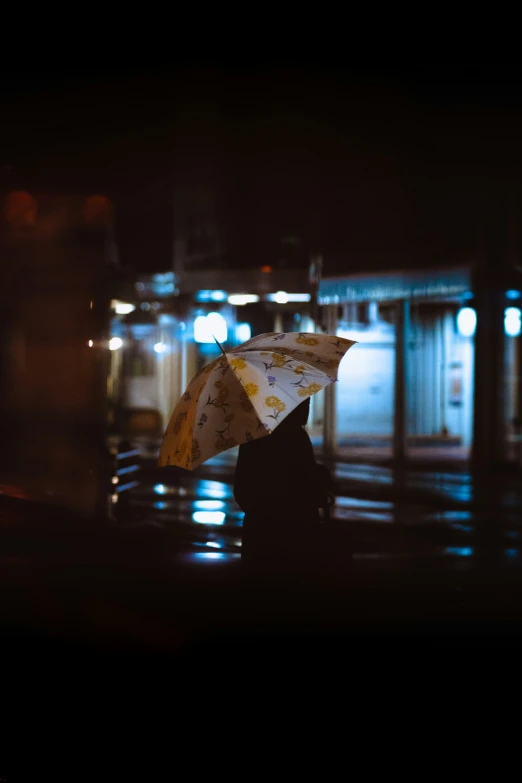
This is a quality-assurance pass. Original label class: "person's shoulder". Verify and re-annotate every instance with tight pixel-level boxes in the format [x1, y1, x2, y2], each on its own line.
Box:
[239, 436, 270, 454]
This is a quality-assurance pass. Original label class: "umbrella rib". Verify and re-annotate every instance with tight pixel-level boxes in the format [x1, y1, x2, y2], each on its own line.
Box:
[227, 362, 267, 431]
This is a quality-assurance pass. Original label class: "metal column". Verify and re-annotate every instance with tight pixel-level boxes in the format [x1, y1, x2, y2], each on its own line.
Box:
[393, 299, 410, 462]
[323, 304, 339, 458]
[471, 282, 506, 467]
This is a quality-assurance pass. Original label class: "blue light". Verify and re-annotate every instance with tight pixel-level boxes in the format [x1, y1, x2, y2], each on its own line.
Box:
[211, 290, 227, 302]
[194, 500, 225, 511]
[446, 546, 473, 557]
[154, 501, 167, 510]
[505, 548, 520, 559]
[194, 312, 228, 344]
[183, 552, 241, 563]
[506, 290, 521, 300]
[199, 480, 228, 500]
[196, 290, 227, 303]
[505, 307, 522, 337]
[192, 511, 226, 525]
[457, 308, 477, 338]
[154, 484, 167, 495]
[236, 323, 252, 343]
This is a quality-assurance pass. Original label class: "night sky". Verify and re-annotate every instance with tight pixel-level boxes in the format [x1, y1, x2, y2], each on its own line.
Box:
[2, 60, 522, 275]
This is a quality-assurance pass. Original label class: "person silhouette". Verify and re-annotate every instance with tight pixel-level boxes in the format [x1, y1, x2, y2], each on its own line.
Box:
[234, 397, 333, 579]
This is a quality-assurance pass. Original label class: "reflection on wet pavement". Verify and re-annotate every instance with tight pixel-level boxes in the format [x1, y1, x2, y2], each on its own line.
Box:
[165, 447, 522, 512]
[130, 462, 522, 569]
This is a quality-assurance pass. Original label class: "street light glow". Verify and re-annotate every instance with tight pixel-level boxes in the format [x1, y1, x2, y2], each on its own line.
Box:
[273, 291, 289, 304]
[236, 323, 252, 343]
[505, 307, 522, 337]
[112, 301, 136, 315]
[457, 308, 476, 338]
[228, 294, 259, 305]
[194, 313, 228, 343]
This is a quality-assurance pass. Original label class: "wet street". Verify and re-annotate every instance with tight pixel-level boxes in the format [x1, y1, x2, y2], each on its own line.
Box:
[132, 445, 522, 572]
[3, 447, 522, 676]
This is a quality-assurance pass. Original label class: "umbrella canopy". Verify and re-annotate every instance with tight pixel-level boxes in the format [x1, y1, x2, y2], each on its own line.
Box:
[158, 331, 356, 471]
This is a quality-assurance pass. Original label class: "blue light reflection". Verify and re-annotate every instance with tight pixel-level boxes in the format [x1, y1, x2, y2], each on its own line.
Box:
[446, 547, 473, 557]
[192, 511, 226, 525]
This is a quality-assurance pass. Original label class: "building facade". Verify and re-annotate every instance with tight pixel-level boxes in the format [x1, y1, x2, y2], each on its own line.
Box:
[318, 265, 522, 466]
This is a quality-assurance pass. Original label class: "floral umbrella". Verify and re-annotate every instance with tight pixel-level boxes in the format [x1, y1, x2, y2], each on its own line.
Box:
[158, 331, 357, 471]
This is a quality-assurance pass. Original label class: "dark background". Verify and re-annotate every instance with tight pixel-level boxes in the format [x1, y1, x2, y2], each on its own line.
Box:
[3, 59, 522, 273]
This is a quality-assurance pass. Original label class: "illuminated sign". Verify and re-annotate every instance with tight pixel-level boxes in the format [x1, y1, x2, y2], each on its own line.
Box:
[319, 267, 471, 304]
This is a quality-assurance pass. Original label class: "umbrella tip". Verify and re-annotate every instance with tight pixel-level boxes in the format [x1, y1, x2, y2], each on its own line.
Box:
[213, 335, 226, 355]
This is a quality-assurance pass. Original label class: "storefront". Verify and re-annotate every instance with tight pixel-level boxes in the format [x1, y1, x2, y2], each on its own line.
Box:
[318, 266, 478, 461]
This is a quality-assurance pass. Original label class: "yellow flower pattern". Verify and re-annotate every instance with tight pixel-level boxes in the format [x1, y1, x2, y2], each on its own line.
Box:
[158, 332, 356, 470]
[230, 357, 247, 370]
[298, 382, 323, 397]
[215, 436, 236, 452]
[265, 395, 286, 412]
[297, 335, 319, 346]
[239, 391, 254, 412]
[173, 412, 187, 435]
[191, 439, 201, 463]
[271, 353, 287, 367]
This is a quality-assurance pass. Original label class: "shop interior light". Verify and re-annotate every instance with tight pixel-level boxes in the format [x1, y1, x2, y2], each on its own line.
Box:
[267, 292, 311, 303]
[109, 337, 123, 350]
[196, 290, 227, 302]
[112, 300, 136, 315]
[88, 340, 93, 347]
[236, 323, 252, 343]
[457, 307, 477, 338]
[505, 307, 522, 337]
[154, 342, 167, 354]
[194, 312, 228, 343]
[228, 294, 259, 305]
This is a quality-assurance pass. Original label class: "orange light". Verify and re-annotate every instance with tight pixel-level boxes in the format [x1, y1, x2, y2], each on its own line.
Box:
[3, 191, 37, 227]
[83, 195, 113, 226]
[261, 265, 272, 273]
